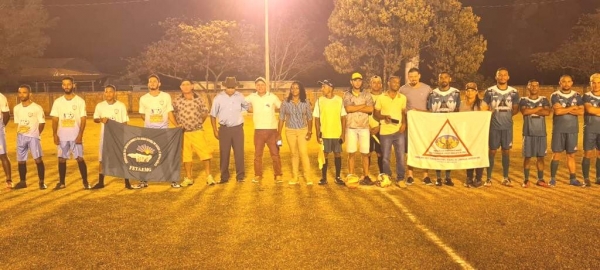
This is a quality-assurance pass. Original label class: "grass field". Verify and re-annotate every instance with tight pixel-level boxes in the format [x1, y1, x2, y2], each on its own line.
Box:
[1, 114, 600, 269]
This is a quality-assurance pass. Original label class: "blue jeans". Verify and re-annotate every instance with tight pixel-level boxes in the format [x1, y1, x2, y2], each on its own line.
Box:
[380, 131, 405, 179]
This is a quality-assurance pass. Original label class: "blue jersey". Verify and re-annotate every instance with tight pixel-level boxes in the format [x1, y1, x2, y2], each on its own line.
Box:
[519, 96, 550, 137]
[426, 87, 461, 113]
[483, 86, 519, 130]
[583, 92, 600, 133]
[550, 90, 582, 134]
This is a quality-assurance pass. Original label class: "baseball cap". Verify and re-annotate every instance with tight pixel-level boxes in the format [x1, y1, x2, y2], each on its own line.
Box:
[351, 72, 363, 80]
[318, 80, 334, 88]
[255, 77, 266, 84]
[465, 82, 478, 91]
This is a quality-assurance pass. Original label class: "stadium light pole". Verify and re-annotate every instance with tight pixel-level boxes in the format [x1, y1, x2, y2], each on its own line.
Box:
[264, 0, 270, 92]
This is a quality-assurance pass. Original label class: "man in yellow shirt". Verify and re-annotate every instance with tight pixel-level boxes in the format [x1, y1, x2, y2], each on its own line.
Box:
[374, 76, 408, 187]
[313, 80, 347, 185]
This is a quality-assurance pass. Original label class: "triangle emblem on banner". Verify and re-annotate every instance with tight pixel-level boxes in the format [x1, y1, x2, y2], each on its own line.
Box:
[423, 119, 472, 158]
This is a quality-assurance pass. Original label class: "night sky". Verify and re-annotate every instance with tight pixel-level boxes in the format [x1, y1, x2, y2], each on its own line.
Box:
[42, 0, 600, 85]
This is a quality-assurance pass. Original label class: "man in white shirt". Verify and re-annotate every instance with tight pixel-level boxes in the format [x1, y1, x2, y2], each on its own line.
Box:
[246, 77, 283, 184]
[91, 85, 130, 189]
[12, 86, 44, 189]
[50, 77, 89, 190]
[136, 74, 180, 188]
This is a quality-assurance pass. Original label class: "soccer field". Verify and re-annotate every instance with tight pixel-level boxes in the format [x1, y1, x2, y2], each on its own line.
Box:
[1, 115, 599, 269]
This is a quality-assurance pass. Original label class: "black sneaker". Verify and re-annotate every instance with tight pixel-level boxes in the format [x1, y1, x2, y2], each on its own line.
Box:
[472, 179, 483, 188]
[334, 177, 345, 186]
[359, 176, 374, 185]
[13, 181, 27, 189]
[125, 182, 134, 189]
[54, 182, 66, 190]
[423, 177, 433, 186]
[218, 179, 229, 184]
[484, 179, 492, 187]
[435, 178, 443, 186]
[444, 178, 454, 186]
[39, 182, 47, 190]
[318, 179, 328, 185]
[92, 183, 104, 189]
[583, 179, 591, 188]
[406, 177, 414, 185]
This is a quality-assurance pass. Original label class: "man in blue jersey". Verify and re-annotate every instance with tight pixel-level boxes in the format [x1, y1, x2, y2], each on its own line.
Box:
[483, 68, 520, 186]
[519, 79, 551, 188]
[550, 74, 584, 187]
[426, 72, 461, 186]
[581, 73, 600, 187]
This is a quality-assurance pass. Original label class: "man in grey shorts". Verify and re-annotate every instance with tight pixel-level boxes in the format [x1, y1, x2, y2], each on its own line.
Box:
[483, 68, 519, 187]
[581, 73, 600, 187]
[549, 74, 584, 187]
[519, 79, 551, 188]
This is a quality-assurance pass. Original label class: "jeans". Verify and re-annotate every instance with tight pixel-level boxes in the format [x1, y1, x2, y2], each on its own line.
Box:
[380, 131, 405, 179]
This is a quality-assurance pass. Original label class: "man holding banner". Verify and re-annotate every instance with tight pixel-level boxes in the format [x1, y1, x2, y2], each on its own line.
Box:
[426, 72, 461, 187]
[374, 76, 407, 187]
[135, 74, 181, 188]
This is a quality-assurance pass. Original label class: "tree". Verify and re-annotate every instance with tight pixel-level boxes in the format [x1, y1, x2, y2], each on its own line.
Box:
[325, 0, 433, 82]
[424, 0, 487, 86]
[124, 19, 261, 89]
[325, 0, 486, 84]
[0, 0, 53, 79]
[268, 15, 322, 90]
[532, 9, 600, 79]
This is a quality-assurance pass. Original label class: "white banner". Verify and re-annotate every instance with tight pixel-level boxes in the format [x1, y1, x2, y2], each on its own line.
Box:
[407, 111, 492, 170]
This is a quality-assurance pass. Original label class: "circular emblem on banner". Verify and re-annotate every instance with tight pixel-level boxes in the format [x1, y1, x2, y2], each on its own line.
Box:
[435, 135, 459, 150]
[123, 137, 163, 172]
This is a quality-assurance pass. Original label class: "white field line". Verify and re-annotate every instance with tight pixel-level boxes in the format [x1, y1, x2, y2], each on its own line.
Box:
[380, 190, 475, 270]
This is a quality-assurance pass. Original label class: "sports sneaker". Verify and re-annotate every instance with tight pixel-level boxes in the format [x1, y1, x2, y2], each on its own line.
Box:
[83, 183, 92, 190]
[275, 176, 283, 184]
[289, 181, 298, 185]
[395, 179, 407, 188]
[569, 179, 582, 187]
[306, 181, 313, 186]
[91, 183, 105, 189]
[318, 179, 328, 185]
[548, 179, 556, 187]
[171, 182, 182, 188]
[180, 177, 194, 187]
[423, 177, 433, 186]
[334, 177, 345, 186]
[39, 182, 47, 190]
[536, 179, 548, 187]
[134, 181, 149, 189]
[252, 176, 262, 184]
[13, 181, 27, 189]
[435, 178, 443, 186]
[472, 179, 483, 188]
[484, 179, 492, 187]
[125, 182, 134, 189]
[444, 178, 454, 186]
[583, 179, 591, 188]
[359, 176, 374, 185]
[206, 175, 216, 186]
[522, 180, 530, 188]
[464, 178, 472, 188]
[54, 182, 66, 190]
[237, 179, 245, 183]
[501, 178, 512, 187]
[6, 180, 13, 189]
[406, 177, 414, 185]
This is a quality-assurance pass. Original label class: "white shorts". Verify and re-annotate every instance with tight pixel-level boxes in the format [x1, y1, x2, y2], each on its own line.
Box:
[346, 128, 370, 154]
[17, 135, 43, 161]
[57, 141, 84, 159]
